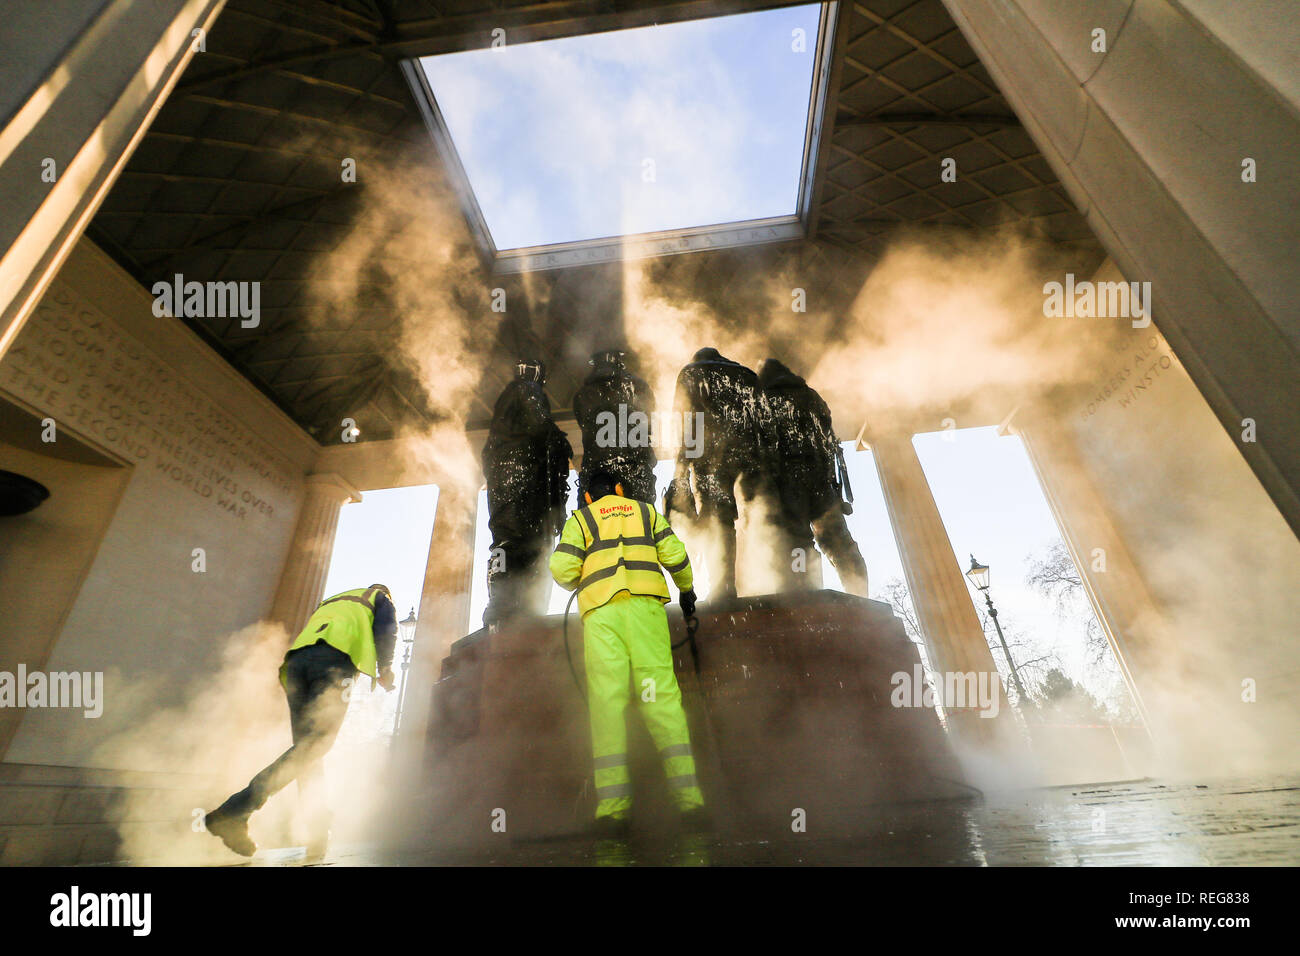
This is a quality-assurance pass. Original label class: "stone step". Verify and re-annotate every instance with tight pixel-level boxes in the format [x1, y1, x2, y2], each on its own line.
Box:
[0, 762, 226, 864]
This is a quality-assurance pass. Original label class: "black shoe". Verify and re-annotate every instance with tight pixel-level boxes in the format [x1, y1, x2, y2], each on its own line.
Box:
[205, 808, 257, 858]
[592, 815, 630, 840]
[679, 806, 712, 834]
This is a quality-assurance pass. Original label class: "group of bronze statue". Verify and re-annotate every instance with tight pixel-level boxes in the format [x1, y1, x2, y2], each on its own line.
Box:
[481, 347, 869, 627]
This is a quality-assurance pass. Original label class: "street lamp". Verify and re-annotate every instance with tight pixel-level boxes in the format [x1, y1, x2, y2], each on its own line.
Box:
[965, 555, 1031, 708]
[391, 608, 417, 736]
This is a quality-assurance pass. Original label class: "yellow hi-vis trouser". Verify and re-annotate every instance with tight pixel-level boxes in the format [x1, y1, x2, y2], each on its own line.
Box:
[584, 592, 704, 820]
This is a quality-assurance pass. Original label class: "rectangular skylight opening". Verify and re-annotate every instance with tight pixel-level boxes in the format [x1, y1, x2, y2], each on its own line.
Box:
[402, 3, 838, 273]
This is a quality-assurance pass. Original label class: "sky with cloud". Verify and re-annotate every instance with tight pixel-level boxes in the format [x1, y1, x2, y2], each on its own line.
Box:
[417, 4, 823, 249]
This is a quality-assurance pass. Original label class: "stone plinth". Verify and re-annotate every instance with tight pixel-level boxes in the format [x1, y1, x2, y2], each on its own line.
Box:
[423, 590, 966, 845]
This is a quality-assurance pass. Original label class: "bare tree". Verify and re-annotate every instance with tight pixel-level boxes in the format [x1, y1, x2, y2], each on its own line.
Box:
[1025, 542, 1107, 665]
[1025, 541, 1139, 722]
[880, 577, 948, 713]
[881, 577, 925, 648]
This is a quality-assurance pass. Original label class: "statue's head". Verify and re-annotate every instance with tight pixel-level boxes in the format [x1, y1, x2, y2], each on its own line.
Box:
[589, 349, 626, 373]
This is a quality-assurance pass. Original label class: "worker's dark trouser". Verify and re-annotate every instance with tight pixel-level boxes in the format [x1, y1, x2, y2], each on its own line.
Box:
[215, 641, 354, 822]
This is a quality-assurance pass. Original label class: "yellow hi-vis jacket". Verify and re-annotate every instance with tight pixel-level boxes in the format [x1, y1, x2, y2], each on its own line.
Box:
[550, 495, 693, 618]
[282, 585, 385, 681]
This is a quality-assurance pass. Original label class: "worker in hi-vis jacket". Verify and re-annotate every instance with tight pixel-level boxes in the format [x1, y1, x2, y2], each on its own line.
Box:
[549, 469, 705, 836]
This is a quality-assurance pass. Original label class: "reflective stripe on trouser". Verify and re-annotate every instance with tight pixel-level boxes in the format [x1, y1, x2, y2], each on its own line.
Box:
[583, 593, 705, 819]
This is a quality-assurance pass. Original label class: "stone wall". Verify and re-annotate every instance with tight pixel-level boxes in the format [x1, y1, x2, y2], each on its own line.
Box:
[0, 239, 317, 769]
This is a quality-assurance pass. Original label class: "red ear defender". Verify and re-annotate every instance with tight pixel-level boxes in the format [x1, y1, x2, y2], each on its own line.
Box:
[615, 483, 624, 497]
[584, 491, 593, 504]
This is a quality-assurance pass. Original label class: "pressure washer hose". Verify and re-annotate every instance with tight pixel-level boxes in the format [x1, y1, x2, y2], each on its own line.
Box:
[562, 589, 584, 699]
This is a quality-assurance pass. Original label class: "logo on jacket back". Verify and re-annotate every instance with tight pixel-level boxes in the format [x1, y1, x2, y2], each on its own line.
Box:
[598, 503, 636, 517]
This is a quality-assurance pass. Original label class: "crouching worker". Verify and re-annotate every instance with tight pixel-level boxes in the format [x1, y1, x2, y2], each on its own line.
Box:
[550, 470, 705, 837]
[204, 584, 398, 857]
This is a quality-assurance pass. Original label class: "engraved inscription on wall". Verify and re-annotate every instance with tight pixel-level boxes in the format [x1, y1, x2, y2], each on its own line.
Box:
[1078, 332, 1177, 422]
[1, 281, 295, 523]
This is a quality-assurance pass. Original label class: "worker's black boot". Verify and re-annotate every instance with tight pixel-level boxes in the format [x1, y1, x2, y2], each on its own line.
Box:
[679, 806, 712, 834]
[592, 815, 630, 840]
[204, 805, 257, 858]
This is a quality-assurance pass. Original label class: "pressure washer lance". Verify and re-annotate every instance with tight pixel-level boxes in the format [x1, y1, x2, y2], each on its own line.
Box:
[682, 614, 701, 674]
[678, 610, 730, 830]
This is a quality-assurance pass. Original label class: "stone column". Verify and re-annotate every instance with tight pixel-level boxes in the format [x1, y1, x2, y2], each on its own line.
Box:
[268, 472, 361, 636]
[0, 0, 226, 357]
[941, 0, 1300, 541]
[869, 432, 1010, 745]
[392, 480, 478, 767]
[1008, 410, 1165, 727]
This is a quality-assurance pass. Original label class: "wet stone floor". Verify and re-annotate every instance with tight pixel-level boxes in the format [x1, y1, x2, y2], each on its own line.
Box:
[253, 774, 1300, 867]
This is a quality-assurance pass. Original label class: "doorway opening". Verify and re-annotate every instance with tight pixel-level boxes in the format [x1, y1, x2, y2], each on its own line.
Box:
[320, 484, 437, 754]
[913, 425, 1145, 776]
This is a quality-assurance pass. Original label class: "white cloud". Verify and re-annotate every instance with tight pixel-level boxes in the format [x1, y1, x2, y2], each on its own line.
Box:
[416, 5, 820, 249]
